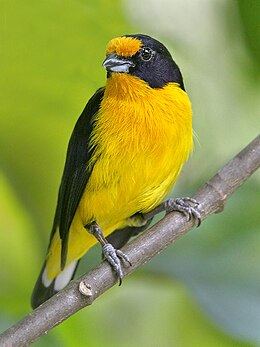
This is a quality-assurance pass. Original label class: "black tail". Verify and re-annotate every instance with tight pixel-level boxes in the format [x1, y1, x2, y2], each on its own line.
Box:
[31, 260, 79, 309]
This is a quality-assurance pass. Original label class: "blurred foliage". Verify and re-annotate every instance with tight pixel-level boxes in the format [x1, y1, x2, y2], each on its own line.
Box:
[237, 0, 260, 73]
[0, 0, 259, 346]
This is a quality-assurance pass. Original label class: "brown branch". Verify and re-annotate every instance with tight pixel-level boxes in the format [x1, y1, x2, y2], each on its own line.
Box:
[0, 135, 259, 347]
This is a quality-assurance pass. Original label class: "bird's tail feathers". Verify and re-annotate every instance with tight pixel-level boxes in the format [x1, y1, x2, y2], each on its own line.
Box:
[31, 260, 79, 309]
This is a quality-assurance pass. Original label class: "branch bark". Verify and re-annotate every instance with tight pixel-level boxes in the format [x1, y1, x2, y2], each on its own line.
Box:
[1, 135, 260, 347]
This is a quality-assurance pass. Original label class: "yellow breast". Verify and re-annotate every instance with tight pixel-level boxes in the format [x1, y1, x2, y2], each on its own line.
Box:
[80, 73, 193, 231]
[47, 73, 193, 276]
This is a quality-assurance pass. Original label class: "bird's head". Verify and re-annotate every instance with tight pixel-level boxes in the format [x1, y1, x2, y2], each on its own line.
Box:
[103, 34, 184, 90]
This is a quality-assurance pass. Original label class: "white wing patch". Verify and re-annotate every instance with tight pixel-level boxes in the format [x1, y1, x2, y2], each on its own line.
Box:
[42, 267, 53, 288]
[54, 261, 78, 291]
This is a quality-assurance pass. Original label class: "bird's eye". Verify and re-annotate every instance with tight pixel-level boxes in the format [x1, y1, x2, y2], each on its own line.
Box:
[140, 47, 153, 61]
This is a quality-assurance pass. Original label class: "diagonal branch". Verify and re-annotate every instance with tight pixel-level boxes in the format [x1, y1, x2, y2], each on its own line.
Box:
[0, 135, 259, 347]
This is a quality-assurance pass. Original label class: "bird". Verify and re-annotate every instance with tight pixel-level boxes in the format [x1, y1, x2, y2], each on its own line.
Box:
[31, 33, 200, 309]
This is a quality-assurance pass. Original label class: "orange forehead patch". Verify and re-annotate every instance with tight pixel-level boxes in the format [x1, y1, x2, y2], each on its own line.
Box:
[106, 36, 142, 57]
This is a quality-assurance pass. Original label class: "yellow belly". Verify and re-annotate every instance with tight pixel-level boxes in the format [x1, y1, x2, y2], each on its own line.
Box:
[47, 74, 193, 278]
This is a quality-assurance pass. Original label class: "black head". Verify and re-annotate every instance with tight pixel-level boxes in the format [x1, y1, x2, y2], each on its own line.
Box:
[103, 34, 185, 90]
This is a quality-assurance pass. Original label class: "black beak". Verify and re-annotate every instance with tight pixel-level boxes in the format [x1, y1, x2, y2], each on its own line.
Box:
[103, 53, 135, 73]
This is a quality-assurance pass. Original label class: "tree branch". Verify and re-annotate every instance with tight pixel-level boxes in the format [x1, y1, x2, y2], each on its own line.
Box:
[1, 135, 259, 347]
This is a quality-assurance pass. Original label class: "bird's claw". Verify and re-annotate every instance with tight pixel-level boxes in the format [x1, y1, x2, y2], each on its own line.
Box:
[102, 243, 131, 285]
[164, 197, 202, 226]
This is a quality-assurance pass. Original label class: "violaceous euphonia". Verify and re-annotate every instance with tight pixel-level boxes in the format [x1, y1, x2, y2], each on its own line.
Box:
[31, 34, 200, 309]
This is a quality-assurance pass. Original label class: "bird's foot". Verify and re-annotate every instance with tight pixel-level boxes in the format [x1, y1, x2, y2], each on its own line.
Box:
[102, 243, 131, 285]
[85, 221, 131, 285]
[164, 197, 202, 226]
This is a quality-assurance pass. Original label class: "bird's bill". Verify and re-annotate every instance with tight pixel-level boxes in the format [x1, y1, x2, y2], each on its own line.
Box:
[102, 53, 135, 73]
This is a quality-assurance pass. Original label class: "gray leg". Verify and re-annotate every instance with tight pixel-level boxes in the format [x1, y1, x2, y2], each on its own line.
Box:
[85, 222, 131, 285]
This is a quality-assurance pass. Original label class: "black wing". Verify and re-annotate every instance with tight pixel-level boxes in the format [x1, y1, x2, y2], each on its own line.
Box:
[49, 87, 104, 269]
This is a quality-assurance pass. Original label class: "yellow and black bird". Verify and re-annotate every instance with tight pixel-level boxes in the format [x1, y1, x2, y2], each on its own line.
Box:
[31, 34, 200, 309]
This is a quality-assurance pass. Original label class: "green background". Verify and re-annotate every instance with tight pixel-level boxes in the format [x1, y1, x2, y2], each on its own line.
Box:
[0, 0, 259, 346]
